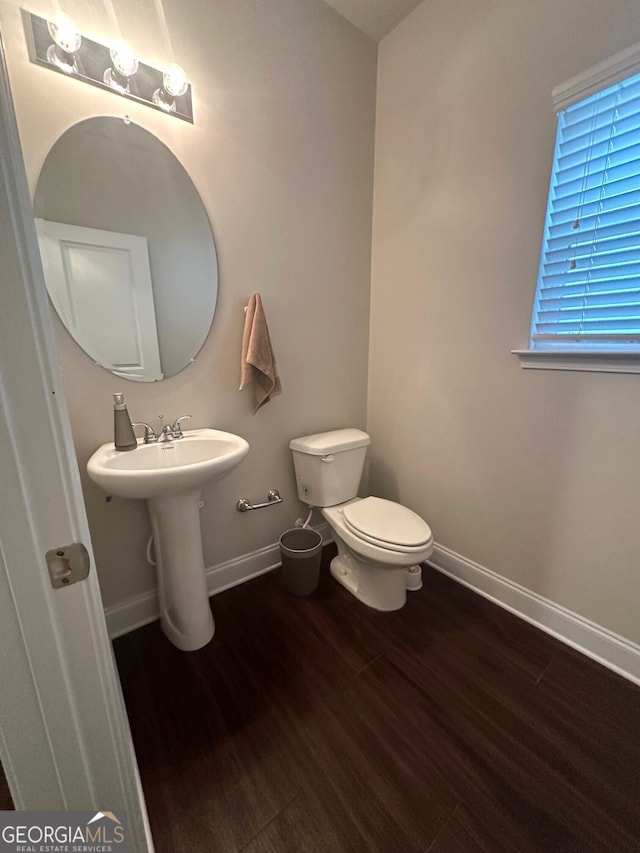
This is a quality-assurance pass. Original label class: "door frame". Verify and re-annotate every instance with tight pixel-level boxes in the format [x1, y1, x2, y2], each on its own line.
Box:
[0, 32, 153, 853]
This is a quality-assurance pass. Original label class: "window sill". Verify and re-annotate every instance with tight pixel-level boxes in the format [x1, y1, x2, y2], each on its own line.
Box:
[512, 350, 640, 374]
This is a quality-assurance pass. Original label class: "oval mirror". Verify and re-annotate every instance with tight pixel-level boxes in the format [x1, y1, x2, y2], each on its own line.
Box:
[34, 117, 218, 381]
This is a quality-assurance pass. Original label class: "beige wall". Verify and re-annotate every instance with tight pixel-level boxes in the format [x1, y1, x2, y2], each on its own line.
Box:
[370, 0, 640, 643]
[0, 0, 376, 607]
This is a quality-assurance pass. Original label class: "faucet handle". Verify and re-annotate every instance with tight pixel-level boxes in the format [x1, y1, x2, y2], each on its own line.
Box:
[131, 422, 157, 444]
[171, 414, 192, 438]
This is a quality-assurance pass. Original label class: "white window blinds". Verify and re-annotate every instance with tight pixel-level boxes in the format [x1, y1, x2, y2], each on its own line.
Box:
[530, 70, 640, 351]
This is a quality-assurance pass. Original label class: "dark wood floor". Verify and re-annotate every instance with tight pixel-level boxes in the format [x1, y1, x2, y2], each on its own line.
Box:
[112, 545, 640, 853]
[0, 762, 12, 810]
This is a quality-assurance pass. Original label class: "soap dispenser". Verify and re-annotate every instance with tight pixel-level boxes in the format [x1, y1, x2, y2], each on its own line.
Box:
[113, 393, 137, 451]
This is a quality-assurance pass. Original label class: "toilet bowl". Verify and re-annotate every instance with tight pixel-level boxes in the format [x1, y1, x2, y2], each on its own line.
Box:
[323, 497, 433, 610]
[289, 429, 434, 611]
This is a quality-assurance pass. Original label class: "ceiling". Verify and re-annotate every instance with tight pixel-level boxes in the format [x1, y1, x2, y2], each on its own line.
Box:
[321, 0, 424, 41]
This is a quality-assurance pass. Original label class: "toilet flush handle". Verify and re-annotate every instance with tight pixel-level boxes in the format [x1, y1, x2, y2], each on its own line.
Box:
[321, 454, 335, 463]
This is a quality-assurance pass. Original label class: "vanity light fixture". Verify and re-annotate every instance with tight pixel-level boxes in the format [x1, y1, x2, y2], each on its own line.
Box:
[23, 11, 194, 123]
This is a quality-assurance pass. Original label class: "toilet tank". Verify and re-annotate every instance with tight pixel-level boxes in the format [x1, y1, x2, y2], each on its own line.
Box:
[289, 428, 370, 507]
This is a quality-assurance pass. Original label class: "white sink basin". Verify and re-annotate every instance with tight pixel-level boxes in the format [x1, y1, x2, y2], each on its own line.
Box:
[87, 428, 249, 499]
[86, 428, 250, 652]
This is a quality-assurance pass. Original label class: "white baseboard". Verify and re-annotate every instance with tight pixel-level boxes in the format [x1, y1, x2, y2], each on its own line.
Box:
[428, 543, 640, 686]
[105, 523, 332, 641]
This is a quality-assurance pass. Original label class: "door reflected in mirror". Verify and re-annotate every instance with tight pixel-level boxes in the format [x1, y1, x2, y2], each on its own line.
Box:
[34, 117, 218, 381]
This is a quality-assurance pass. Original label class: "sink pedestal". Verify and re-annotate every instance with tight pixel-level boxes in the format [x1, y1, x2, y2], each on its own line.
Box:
[149, 489, 214, 651]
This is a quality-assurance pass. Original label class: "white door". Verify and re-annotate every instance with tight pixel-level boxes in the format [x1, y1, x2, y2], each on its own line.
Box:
[0, 39, 154, 853]
[35, 219, 163, 381]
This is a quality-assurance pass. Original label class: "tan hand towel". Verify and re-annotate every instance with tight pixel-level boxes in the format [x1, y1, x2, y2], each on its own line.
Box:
[240, 293, 282, 413]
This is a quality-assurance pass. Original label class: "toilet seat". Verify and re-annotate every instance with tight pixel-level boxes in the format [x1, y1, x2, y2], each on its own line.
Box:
[342, 497, 432, 554]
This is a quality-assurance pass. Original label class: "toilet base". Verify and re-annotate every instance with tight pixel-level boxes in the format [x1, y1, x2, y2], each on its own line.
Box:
[329, 549, 407, 612]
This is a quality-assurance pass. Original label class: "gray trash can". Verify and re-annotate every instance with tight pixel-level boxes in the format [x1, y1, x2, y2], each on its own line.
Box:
[279, 527, 323, 596]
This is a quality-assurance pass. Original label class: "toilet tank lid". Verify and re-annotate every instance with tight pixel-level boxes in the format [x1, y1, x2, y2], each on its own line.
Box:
[289, 428, 370, 455]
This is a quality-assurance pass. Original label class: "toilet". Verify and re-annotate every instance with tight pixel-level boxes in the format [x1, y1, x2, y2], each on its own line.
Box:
[289, 428, 433, 611]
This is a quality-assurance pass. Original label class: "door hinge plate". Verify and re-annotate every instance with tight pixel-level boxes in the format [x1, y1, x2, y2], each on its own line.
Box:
[46, 542, 90, 589]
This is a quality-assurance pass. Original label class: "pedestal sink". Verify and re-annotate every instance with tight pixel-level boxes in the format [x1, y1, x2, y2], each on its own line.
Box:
[87, 429, 250, 651]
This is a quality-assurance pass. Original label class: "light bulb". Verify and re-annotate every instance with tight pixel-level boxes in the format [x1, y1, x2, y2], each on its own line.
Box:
[163, 63, 188, 98]
[104, 45, 139, 93]
[47, 17, 81, 53]
[110, 46, 138, 78]
[152, 63, 189, 112]
[46, 16, 82, 73]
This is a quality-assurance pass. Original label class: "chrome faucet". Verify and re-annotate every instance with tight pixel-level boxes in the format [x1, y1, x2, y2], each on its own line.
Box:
[158, 414, 192, 442]
[160, 424, 175, 442]
[133, 414, 192, 444]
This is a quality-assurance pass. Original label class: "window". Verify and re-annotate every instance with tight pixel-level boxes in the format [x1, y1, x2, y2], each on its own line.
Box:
[515, 43, 640, 373]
